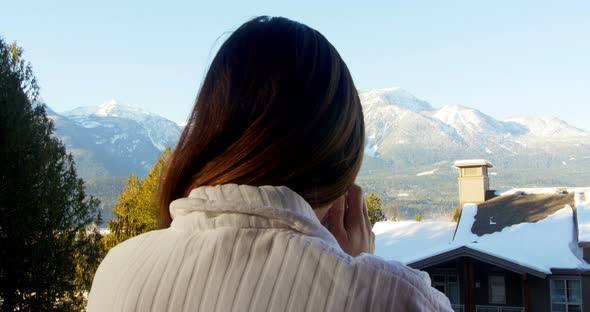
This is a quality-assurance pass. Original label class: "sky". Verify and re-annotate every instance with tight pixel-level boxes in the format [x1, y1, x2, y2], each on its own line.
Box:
[1, 0, 589, 130]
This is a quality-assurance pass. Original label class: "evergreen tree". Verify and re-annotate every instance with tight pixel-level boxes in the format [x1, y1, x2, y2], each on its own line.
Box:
[140, 147, 171, 226]
[70, 226, 103, 308]
[452, 206, 462, 222]
[103, 174, 143, 251]
[366, 192, 386, 226]
[103, 148, 171, 251]
[414, 212, 423, 222]
[0, 38, 101, 311]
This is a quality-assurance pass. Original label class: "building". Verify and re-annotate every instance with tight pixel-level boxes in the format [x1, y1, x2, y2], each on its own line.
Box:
[374, 159, 590, 312]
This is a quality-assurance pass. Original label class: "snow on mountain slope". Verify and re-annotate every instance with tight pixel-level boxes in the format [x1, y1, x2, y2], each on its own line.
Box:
[505, 115, 588, 139]
[48, 100, 183, 178]
[359, 87, 433, 112]
[360, 90, 466, 166]
[63, 100, 181, 152]
[65, 99, 155, 122]
[427, 104, 529, 154]
[46, 89, 589, 178]
[431, 104, 524, 138]
[358, 88, 590, 167]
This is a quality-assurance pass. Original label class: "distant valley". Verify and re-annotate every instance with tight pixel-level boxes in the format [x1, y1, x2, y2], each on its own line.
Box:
[46, 89, 590, 221]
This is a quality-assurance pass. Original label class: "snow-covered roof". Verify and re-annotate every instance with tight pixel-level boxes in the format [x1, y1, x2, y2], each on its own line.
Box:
[374, 220, 456, 264]
[374, 190, 590, 275]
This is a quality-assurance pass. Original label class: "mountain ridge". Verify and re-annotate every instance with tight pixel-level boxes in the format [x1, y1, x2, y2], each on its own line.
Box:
[44, 89, 589, 221]
[360, 88, 589, 169]
[47, 101, 182, 178]
[46, 89, 589, 179]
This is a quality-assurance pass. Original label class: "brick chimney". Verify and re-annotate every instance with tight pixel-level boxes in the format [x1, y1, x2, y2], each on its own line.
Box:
[453, 159, 493, 207]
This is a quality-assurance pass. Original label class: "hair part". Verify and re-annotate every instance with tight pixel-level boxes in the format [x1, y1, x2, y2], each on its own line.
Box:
[159, 16, 364, 227]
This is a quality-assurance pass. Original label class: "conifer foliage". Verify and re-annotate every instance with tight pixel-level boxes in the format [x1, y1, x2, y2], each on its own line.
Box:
[0, 39, 101, 311]
[366, 192, 386, 226]
[103, 148, 171, 251]
[414, 212, 423, 222]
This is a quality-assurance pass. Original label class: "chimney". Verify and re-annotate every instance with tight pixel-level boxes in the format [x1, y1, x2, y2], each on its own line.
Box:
[453, 159, 493, 207]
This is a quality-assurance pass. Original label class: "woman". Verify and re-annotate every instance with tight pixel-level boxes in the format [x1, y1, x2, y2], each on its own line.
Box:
[88, 16, 452, 311]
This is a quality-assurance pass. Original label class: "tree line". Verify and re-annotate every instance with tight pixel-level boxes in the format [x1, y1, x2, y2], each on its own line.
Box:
[0, 38, 171, 311]
[0, 39, 101, 311]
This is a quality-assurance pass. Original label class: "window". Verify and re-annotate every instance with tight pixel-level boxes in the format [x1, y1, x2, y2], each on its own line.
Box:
[431, 274, 460, 304]
[488, 275, 506, 304]
[551, 279, 582, 312]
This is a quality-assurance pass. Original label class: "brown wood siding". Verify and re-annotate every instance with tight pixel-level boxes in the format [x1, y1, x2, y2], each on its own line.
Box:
[473, 262, 523, 306]
[583, 275, 590, 312]
[529, 277, 549, 312]
[505, 271, 524, 306]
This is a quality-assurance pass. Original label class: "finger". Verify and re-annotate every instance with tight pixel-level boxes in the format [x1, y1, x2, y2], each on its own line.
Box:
[362, 193, 371, 229]
[344, 184, 364, 230]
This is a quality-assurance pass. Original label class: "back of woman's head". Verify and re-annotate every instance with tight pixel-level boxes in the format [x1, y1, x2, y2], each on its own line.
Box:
[159, 16, 364, 227]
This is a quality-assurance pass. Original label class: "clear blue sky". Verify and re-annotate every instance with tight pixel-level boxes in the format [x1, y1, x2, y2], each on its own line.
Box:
[2, 0, 589, 130]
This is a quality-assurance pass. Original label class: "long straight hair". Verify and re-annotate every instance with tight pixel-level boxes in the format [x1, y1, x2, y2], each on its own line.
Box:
[159, 16, 364, 227]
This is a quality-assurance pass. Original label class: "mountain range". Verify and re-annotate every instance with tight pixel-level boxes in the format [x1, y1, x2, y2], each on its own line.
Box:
[45, 88, 589, 180]
[360, 87, 589, 172]
[46, 100, 182, 178]
[44, 89, 590, 220]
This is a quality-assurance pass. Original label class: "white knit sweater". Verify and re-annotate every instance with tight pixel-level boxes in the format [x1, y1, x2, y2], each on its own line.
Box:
[87, 184, 452, 311]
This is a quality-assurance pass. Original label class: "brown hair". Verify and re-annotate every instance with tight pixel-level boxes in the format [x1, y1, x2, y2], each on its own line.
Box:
[159, 16, 364, 227]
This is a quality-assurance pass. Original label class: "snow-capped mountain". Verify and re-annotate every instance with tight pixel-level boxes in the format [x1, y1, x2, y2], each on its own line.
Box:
[360, 88, 590, 169]
[505, 115, 588, 139]
[359, 87, 433, 112]
[46, 90, 589, 180]
[63, 100, 180, 151]
[430, 104, 523, 139]
[42, 92, 590, 222]
[47, 100, 182, 178]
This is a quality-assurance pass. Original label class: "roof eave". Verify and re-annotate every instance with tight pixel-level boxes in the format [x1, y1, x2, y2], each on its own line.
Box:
[550, 268, 590, 276]
[408, 246, 547, 279]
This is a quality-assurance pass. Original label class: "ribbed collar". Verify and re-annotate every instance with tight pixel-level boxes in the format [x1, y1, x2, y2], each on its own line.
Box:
[169, 184, 340, 248]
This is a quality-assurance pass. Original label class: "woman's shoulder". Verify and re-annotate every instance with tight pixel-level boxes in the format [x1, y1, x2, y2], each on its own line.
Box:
[100, 229, 166, 265]
[87, 228, 180, 311]
[91, 229, 165, 280]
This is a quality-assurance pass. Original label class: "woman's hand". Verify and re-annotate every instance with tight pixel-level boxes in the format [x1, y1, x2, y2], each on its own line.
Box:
[325, 184, 375, 256]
